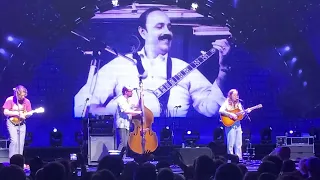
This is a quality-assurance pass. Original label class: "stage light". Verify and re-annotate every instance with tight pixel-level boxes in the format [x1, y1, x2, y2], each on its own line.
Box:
[303, 81, 307, 87]
[7, 36, 14, 42]
[112, 0, 119, 7]
[160, 126, 173, 146]
[191, 2, 198, 10]
[287, 130, 301, 137]
[260, 126, 272, 144]
[284, 46, 291, 51]
[213, 126, 224, 144]
[0, 48, 7, 56]
[25, 132, 33, 147]
[50, 128, 62, 147]
[183, 130, 200, 147]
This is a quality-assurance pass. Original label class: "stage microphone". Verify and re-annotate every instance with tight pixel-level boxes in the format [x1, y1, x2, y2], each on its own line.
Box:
[174, 105, 181, 108]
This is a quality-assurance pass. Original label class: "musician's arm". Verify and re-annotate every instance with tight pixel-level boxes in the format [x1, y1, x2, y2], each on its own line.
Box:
[118, 98, 141, 115]
[3, 109, 19, 117]
[24, 99, 33, 118]
[74, 64, 117, 116]
[189, 69, 226, 117]
[2, 98, 18, 117]
[218, 102, 233, 117]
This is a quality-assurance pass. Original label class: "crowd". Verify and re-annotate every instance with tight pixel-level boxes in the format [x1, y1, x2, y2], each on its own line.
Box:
[0, 146, 319, 180]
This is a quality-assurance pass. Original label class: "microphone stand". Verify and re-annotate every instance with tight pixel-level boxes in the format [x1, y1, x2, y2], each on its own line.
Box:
[172, 106, 179, 145]
[80, 98, 89, 156]
[15, 91, 22, 156]
[71, 31, 105, 159]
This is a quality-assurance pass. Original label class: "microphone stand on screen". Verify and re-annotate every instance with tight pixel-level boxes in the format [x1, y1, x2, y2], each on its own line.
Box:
[71, 30, 106, 156]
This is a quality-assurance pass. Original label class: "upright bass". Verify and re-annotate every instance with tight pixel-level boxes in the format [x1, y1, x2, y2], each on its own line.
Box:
[128, 82, 158, 154]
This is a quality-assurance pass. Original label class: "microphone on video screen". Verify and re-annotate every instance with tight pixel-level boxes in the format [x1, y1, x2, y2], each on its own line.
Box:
[237, 99, 244, 102]
[13, 88, 16, 91]
[133, 52, 148, 79]
[174, 105, 182, 108]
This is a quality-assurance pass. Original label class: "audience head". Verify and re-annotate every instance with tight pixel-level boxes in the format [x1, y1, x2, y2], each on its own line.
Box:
[56, 158, 71, 178]
[135, 162, 157, 180]
[91, 169, 116, 180]
[29, 156, 44, 175]
[0, 164, 26, 180]
[10, 154, 25, 168]
[238, 163, 248, 175]
[258, 160, 278, 175]
[156, 160, 171, 170]
[306, 157, 320, 178]
[157, 168, 174, 180]
[243, 171, 259, 180]
[195, 155, 215, 180]
[98, 155, 124, 177]
[277, 147, 291, 161]
[258, 172, 277, 180]
[281, 159, 296, 173]
[42, 162, 65, 180]
[214, 163, 243, 180]
[262, 155, 283, 174]
[174, 173, 186, 180]
[298, 158, 308, 175]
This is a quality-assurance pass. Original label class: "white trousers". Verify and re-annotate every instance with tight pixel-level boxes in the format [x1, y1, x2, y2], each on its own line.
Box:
[225, 125, 242, 159]
[6, 120, 26, 158]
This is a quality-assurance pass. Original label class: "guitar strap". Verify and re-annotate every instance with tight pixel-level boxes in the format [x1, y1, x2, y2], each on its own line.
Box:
[159, 56, 172, 117]
[132, 52, 172, 117]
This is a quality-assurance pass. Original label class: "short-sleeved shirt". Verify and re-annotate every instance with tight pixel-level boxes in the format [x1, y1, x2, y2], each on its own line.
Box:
[115, 95, 134, 130]
[2, 96, 32, 118]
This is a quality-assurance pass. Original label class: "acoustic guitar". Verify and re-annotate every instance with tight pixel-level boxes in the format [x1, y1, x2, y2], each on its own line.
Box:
[9, 107, 45, 125]
[220, 104, 262, 127]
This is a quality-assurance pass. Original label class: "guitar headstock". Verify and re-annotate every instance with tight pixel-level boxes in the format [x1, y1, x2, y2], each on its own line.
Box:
[256, 104, 263, 108]
[34, 107, 45, 113]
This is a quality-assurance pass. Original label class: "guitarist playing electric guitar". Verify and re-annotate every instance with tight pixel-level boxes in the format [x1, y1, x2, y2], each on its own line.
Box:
[2, 85, 39, 158]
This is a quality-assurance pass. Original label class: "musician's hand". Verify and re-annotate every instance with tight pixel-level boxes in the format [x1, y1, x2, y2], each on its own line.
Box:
[212, 39, 231, 65]
[247, 109, 252, 113]
[19, 114, 26, 120]
[230, 113, 237, 120]
[136, 111, 142, 114]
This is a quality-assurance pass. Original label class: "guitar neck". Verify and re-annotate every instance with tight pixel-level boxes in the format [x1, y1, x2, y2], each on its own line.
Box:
[153, 48, 217, 98]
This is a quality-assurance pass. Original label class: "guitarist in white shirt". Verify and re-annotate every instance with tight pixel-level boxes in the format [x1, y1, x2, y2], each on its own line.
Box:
[219, 89, 251, 159]
[2, 85, 33, 158]
[115, 86, 142, 152]
[74, 7, 231, 118]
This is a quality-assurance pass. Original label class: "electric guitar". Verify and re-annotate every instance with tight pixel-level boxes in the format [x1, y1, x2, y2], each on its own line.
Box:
[220, 104, 263, 127]
[9, 107, 45, 125]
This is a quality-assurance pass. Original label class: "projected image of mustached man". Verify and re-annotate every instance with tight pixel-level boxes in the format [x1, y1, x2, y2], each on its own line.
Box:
[74, 7, 231, 118]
